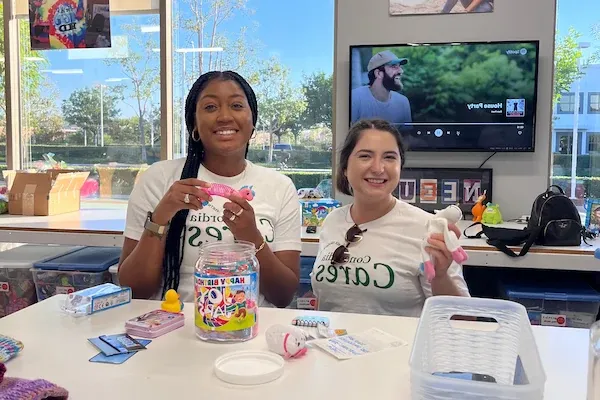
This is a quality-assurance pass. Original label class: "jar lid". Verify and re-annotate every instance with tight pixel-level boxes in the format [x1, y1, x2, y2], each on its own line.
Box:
[214, 350, 284, 385]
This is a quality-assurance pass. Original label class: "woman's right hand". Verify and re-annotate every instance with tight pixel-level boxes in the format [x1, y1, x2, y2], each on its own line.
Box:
[152, 179, 213, 225]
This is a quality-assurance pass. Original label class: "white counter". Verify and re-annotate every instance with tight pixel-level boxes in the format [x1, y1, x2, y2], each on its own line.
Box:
[0, 202, 598, 271]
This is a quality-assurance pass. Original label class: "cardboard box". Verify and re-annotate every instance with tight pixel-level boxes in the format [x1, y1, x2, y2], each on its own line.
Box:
[300, 198, 341, 227]
[6, 170, 90, 216]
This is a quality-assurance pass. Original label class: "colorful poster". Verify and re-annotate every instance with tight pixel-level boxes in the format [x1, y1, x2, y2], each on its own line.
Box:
[29, 0, 112, 50]
[389, 0, 494, 16]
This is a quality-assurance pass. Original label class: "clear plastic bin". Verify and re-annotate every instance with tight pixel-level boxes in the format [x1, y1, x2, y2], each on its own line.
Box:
[410, 296, 546, 400]
[0, 245, 79, 317]
[503, 282, 600, 329]
[296, 278, 317, 310]
[32, 247, 121, 301]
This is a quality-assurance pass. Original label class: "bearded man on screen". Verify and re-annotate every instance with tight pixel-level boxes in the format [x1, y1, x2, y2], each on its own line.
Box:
[351, 50, 412, 126]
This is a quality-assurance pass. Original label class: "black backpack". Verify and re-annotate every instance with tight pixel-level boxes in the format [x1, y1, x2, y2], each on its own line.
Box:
[528, 185, 585, 246]
[464, 185, 593, 257]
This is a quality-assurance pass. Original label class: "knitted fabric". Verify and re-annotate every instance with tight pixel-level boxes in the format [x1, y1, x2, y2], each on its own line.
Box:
[0, 363, 68, 400]
[0, 335, 23, 363]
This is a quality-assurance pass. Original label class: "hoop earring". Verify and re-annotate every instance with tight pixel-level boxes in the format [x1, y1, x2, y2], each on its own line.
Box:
[191, 129, 201, 142]
[250, 129, 256, 140]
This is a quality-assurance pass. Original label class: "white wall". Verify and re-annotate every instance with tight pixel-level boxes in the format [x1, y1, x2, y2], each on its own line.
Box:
[334, 0, 557, 219]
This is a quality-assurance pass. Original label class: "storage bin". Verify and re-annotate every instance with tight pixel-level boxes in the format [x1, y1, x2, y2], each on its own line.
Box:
[502, 282, 600, 329]
[296, 278, 317, 310]
[410, 296, 546, 400]
[288, 256, 317, 309]
[0, 245, 79, 317]
[32, 247, 120, 301]
[299, 256, 315, 281]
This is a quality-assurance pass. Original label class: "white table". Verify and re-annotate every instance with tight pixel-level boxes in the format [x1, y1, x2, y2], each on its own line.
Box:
[0, 296, 589, 399]
[0, 202, 598, 272]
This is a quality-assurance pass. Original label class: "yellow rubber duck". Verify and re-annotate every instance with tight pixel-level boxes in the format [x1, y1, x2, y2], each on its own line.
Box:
[161, 289, 183, 313]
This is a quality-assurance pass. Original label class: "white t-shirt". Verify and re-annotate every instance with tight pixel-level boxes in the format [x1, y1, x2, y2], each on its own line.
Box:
[310, 199, 470, 317]
[124, 159, 302, 303]
[351, 85, 412, 126]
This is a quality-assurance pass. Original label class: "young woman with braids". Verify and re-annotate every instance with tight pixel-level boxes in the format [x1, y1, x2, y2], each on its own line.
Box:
[118, 71, 301, 307]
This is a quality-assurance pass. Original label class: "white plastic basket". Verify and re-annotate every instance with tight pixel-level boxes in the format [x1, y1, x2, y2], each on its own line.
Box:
[409, 296, 546, 400]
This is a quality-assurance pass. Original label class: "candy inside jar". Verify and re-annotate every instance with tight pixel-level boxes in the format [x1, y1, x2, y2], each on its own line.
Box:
[194, 240, 260, 342]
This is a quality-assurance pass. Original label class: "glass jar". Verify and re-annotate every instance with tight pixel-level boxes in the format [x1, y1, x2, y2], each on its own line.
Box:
[589, 320, 600, 400]
[194, 240, 259, 342]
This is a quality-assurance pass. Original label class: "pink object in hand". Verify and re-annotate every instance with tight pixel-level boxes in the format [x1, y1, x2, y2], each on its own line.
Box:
[451, 247, 469, 264]
[202, 184, 255, 201]
[423, 260, 435, 283]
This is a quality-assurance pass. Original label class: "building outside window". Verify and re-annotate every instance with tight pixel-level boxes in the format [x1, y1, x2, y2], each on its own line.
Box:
[551, 0, 600, 206]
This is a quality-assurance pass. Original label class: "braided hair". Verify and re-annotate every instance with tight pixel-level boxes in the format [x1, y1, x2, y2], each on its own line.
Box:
[161, 71, 258, 296]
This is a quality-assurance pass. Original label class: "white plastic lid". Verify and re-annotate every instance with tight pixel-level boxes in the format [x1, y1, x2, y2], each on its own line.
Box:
[214, 350, 284, 385]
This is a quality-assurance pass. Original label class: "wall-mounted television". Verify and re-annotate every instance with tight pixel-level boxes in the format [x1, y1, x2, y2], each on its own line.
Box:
[349, 40, 540, 152]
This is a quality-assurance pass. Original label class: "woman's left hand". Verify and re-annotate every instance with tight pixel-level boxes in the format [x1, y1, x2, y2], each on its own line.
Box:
[223, 194, 262, 244]
[425, 223, 462, 278]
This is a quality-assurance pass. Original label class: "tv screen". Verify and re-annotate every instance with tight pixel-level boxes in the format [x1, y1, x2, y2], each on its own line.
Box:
[349, 40, 540, 152]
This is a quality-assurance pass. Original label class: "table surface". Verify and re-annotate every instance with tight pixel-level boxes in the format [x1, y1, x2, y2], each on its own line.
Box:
[0, 296, 589, 399]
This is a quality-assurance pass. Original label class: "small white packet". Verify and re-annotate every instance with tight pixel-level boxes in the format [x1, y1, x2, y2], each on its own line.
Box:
[311, 328, 407, 360]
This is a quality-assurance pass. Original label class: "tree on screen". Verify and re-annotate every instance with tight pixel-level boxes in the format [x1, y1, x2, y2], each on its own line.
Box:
[380, 44, 537, 122]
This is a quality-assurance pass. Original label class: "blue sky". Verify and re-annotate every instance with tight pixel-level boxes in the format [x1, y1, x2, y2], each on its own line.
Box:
[556, 0, 599, 61]
[27, 0, 598, 119]
[30, 0, 334, 118]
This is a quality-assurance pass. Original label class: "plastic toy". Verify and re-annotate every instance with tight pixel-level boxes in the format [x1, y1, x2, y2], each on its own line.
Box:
[301, 199, 341, 227]
[265, 324, 308, 359]
[421, 205, 469, 283]
[297, 188, 324, 199]
[201, 184, 255, 201]
[471, 190, 487, 222]
[161, 289, 183, 313]
[481, 202, 503, 225]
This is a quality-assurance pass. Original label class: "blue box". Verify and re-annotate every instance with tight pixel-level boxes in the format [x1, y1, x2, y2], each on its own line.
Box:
[300, 198, 341, 227]
[300, 256, 315, 281]
[32, 247, 120, 301]
[503, 282, 600, 328]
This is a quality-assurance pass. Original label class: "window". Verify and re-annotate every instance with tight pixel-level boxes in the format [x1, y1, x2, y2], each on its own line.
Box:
[18, 8, 161, 200]
[172, 0, 334, 196]
[590, 92, 600, 113]
[588, 132, 600, 152]
[556, 92, 584, 114]
[551, 0, 600, 207]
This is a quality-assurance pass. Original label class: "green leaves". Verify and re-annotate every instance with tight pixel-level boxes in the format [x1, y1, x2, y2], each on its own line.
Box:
[62, 86, 122, 143]
[252, 57, 307, 142]
[301, 71, 333, 129]
[554, 27, 585, 104]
